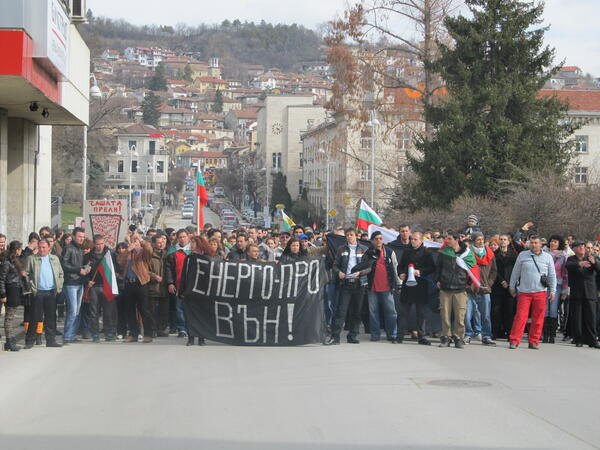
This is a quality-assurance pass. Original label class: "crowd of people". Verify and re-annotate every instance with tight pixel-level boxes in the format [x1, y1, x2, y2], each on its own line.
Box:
[1, 215, 599, 352]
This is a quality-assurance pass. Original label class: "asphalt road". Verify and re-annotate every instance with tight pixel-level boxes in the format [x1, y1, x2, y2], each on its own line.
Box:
[158, 206, 221, 231]
[1, 335, 599, 449]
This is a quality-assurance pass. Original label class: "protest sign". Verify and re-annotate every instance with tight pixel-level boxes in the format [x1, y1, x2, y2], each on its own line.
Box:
[182, 255, 325, 346]
[83, 200, 128, 249]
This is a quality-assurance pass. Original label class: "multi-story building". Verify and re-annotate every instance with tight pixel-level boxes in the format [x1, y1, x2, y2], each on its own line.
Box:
[124, 46, 175, 68]
[0, 0, 90, 240]
[540, 89, 600, 185]
[256, 95, 326, 199]
[103, 124, 169, 208]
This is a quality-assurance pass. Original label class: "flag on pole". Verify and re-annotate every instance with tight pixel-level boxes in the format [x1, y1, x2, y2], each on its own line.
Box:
[97, 250, 119, 301]
[281, 210, 296, 232]
[197, 170, 208, 230]
[356, 199, 382, 230]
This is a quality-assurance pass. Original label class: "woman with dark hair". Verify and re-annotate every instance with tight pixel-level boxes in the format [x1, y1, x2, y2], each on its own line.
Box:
[279, 238, 307, 264]
[207, 237, 226, 259]
[0, 241, 25, 351]
[543, 234, 569, 343]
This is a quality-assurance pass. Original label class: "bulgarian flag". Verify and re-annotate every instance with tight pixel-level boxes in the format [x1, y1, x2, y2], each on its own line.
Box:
[439, 245, 481, 288]
[197, 170, 208, 229]
[281, 210, 296, 232]
[356, 200, 382, 230]
[97, 250, 119, 301]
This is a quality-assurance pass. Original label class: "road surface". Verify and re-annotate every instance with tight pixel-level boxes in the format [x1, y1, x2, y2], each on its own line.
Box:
[0, 335, 599, 449]
[159, 206, 221, 231]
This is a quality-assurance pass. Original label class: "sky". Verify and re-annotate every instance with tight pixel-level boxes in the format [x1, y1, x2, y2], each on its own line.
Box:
[87, 0, 600, 76]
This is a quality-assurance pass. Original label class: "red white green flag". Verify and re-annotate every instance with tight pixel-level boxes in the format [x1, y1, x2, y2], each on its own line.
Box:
[356, 200, 383, 230]
[97, 250, 119, 301]
[197, 170, 209, 228]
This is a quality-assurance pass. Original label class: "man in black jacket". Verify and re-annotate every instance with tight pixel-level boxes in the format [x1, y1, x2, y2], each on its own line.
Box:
[397, 232, 435, 345]
[492, 234, 520, 339]
[226, 233, 248, 261]
[83, 235, 117, 342]
[62, 227, 90, 343]
[324, 228, 369, 345]
[566, 241, 600, 348]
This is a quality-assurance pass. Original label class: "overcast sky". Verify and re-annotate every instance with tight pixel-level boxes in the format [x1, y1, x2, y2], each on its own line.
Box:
[87, 0, 600, 75]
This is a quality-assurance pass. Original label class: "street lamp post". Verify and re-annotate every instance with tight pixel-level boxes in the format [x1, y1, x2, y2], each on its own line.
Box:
[366, 110, 380, 208]
[319, 147, 335, 231]
[261, 167, 270, 228]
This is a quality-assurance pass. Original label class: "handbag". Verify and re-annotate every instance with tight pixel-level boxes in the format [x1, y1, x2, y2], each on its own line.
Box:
[21, 275, 33, 296]
[531, 255, 549, 288]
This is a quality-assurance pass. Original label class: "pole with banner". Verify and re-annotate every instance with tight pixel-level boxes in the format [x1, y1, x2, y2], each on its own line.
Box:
[197, 167, 208, 233]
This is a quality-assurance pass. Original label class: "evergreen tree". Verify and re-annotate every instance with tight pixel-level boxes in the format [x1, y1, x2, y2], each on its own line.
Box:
[142, 92, 162, 127]
[148, 61, 168, 91]
[212, 89, 224, 113]
[270, 172, 292, 212]
[409, 0, 578, 208]
[183, 64, 194, 82]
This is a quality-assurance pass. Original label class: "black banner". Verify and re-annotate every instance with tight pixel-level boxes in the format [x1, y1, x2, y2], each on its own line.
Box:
[182, 254, 326, 346]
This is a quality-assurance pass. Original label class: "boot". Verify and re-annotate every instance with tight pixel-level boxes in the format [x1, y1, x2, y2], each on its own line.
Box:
[541, 319, 549, 343]
[4, 338, 20, 352]
[549, 317, 557, 344]
[35, 334, 43, 346]
[186, 336, 195, 346]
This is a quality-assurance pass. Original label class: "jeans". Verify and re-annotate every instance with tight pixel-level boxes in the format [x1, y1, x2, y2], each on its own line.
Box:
[367, 290, 397, 339]
[88, 285, 116, 338]
[545, 282, 561, 318]
[324, 280, 339, 327]
[176, 296, 187, 333]
[466, 293, 492, 337]
[64, 284, 84, 341]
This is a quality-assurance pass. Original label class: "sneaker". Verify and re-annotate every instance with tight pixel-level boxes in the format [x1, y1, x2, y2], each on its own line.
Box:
[482, 336, 496, 346]
[439, 336, 451, 347]
[464, 336, 472, 344]
[347, 336, 360, 344]
[370, 336, 380, 342]
[46, 341, 62, 348]
[509, 342, 518, 349]
[472, 333, 481, 341]
[197, 337, 206, 346]
[177, 331, 188, 338]
[528, 343, 539, 350]
[418, 338, 431, 346]
[453, 337, 464, 349]
[324, 336, 340, 345]
[116, 334, 124, 341]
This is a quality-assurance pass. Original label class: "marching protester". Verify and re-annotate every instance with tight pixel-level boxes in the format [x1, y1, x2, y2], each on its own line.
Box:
[117, 236, 155, 343]
[325, 228, 369, 345]
[62, 227, 90, 344]
[149, 233, 169, 337]
[565, 241, 600, 348]
[465, 232, 497, 346]
[362, 231, 399, 343]
[492, 234, 520, 340]
[83, 235, 117, 342]
[509, 235, 557, 349]
[226, 233, 248, 261]
[0, 241, 25, 351]
[543, 235, 569, 343]
[279, 238, 307, 263]
[435, 231, 475, 348]
[23, 238, 64, 348]
[396, 231, 436, 345]
[166, 229, 191, 338]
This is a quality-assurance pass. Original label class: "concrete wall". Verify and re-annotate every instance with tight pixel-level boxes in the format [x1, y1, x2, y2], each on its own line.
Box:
[36, 125, 52, 230]
[0, 110, 7, 235]
[6, 119, 37, 241]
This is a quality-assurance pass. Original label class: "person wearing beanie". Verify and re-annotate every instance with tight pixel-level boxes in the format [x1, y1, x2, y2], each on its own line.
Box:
[465, 232, 497, 346]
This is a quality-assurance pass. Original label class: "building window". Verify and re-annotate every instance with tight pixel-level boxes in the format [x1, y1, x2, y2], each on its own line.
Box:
[149, 141, 156, 155]
[156, 161, 164, 173]
[574, 167, 588, 184]
[117, 160, 124, 173]
[575, 135, 588, 153]
[360, 164, 371, 181]
[397, 165, 407, 178]
[272, 152, 282, 169]
[128, 140, 137, 150]
[299, 152, 303, 168]
[132, 160, 138, 173]
[104, 160, 110, 172]
[397, 131, 412, 150]
[298, 179, 303, 192]
[360, 129, 372, 150]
